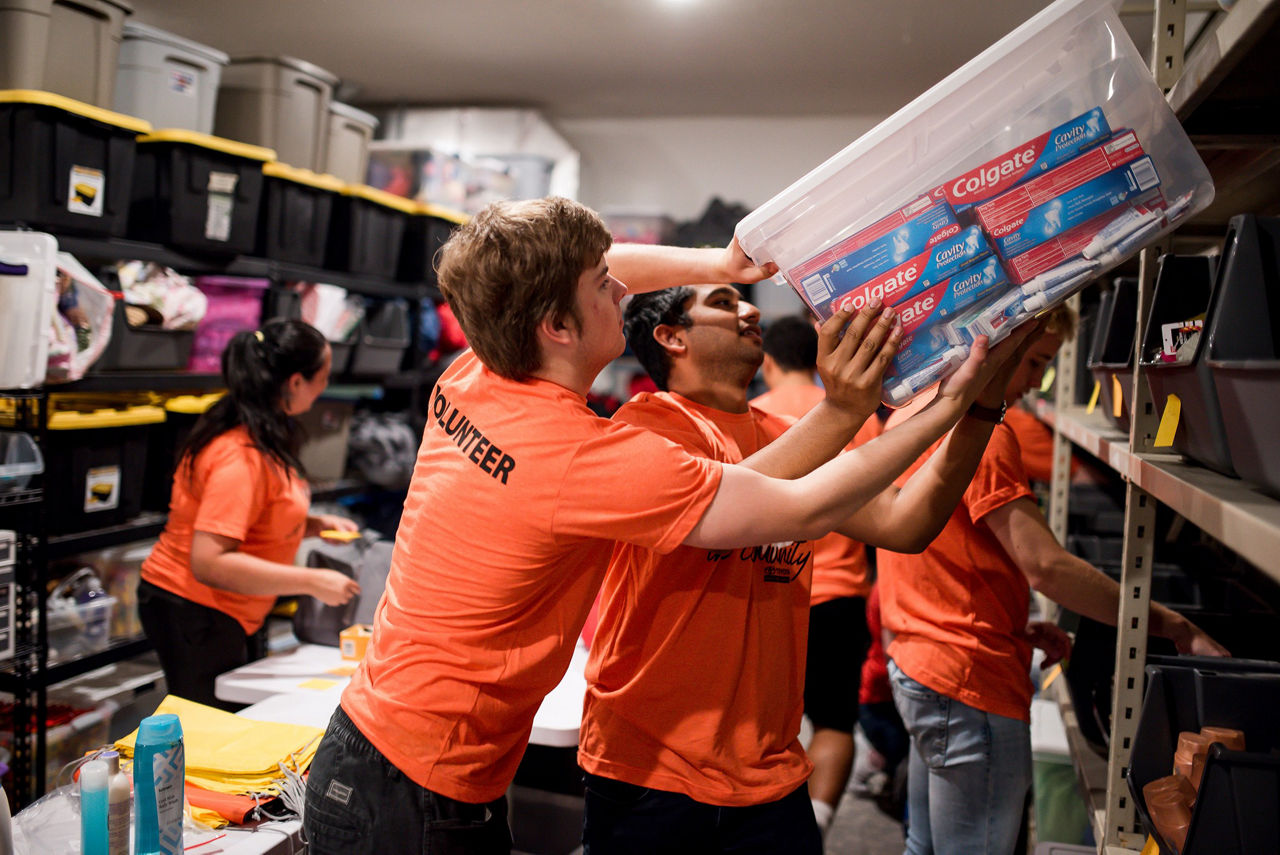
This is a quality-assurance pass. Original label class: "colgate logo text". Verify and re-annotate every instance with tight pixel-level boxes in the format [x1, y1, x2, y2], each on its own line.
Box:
[950, 147, 1038, 200]
[833, 263, 921, 313]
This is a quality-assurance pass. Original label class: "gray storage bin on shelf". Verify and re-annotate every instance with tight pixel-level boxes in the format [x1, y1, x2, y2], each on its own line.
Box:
[214, 55, 336, 172]
[1140, 253, 1235, 477]
[90, 295, 193, 371]
[1087, 278, 1138, 435]
[348, 300, 409, 377]
[1205, 215, 1280, 497]
[0, 0, 132, 108]
[112, 21, 227, 132]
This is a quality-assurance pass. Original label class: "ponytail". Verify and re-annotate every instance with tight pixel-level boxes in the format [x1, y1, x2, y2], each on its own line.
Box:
[179, 318, 328, 480]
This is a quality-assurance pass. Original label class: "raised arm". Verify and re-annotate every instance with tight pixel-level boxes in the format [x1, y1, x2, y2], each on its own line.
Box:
[607, 237, 778, 295]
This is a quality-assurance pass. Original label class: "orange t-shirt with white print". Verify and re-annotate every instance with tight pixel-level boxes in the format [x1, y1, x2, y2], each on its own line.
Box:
[141, 425, 309, 634]
[339, 352, 722, 805]
[751, 384, 880, 604]
[877, 418, 1037, 722]
[579, 392, 815, 806]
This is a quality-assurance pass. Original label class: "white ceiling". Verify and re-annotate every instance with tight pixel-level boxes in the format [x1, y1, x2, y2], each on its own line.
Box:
[127, 0, 1181, 121]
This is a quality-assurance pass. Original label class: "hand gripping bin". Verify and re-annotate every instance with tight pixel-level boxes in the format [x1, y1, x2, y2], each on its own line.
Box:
[214, 55, 337, 173]
[128, 129, 275, 255]
[0, 90, 150, 236]
[327, 183, 414, 279]
[734, 0, 1213, 406]
[1086, 277, 1139, 435]
[256, 161, 343, 267]
[1139, 253, 1234, 476]
[398, 202, 467, 285]
[1127, 658, 1280, 855]
[112, 21, 228, 133]
[1204, 215, 1280, 497]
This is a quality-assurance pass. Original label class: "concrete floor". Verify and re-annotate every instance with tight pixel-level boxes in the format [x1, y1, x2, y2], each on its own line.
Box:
[825, 788, 906, 855]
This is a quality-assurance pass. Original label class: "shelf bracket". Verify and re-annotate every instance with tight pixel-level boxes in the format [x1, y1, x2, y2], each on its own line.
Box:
[1153, 0, 1191, 91]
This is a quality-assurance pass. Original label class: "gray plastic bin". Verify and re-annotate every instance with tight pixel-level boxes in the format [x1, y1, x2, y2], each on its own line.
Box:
[349, 300, 409, 377]
[326, 101, 378, 184]
[1140, 253, 1234, 476]
[1205, 215, 1280, 496]
[1087, 278, 1138, 436]
[0, 0, 131, 107]
[113, 21, 227, 133]
[214, 55, 337, 172]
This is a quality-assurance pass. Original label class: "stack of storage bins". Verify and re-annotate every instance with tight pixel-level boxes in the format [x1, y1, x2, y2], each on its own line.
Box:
[0, 90, 150, 236]
[0, 0, 132, 107]
[112, 21, 228, 133]
[214, 55, 337, 173]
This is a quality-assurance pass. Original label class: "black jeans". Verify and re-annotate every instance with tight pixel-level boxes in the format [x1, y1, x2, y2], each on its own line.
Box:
[136, 579, 249, 711]
[582, 772, 822, 855]
[305, 706, 513, 855]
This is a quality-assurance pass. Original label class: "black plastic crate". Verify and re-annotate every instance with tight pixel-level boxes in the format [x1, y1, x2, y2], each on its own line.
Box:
[128, 130, 274, 255]
[1087, 277, 1138, 435]
[398, 202, 465, 284]
[43, 405, 163, 533]
[0, 90, 149, 236]
[1140, 253, 1235, 476]
[1127, 659, 1280, 855]
[257, 162, 342, 267]
[327, 184, 413, 279]
[1205, 215, 1280, 497]
[348, 300, 409, 377]
[261, 286, 302, 323]
[90, 296, 194, 372]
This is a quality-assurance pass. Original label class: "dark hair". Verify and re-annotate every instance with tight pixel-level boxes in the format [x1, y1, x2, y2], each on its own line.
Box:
[762, 315, 818, 373]
[436, 197, 613, 381]
[179, 318, 328, 480]
[622, 287, 695, 392]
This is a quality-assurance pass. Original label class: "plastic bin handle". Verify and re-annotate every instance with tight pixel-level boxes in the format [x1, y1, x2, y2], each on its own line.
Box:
[0, 263, 29, 276]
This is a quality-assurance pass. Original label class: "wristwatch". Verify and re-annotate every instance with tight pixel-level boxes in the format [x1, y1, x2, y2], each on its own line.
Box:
[967, 400, 1007, 424]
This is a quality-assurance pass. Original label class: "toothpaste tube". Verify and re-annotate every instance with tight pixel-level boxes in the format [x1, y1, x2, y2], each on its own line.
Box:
[883, 346, 968, 407]
[1095, 216, 1164, 267]
[790, 195, 960, 321]
[931, 107, 1111, 215]
[944, 288, 1026, 347]
[1020, 265, 1102, 313]
[974, 131, 1159, 257]
[885, 256, 1009, 375]
[829, 225, 994, 315]
[1004, 200, 1165, 284]
[1082, 204, 1162, 259]
[1161, 191, 1194, 224]
[1020, 257, 1101, 295]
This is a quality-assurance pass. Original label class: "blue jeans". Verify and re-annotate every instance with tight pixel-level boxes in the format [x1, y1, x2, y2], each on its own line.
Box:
[888, 660, 1031, 855]
[304, 706, 513, 855]
[581, 772, 821, 855]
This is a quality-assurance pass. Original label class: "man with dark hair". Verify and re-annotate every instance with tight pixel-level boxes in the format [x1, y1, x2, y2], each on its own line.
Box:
[579, 283, 1033, 854]
[307, 196, 1005, 855]
[753, 313, 881, 834]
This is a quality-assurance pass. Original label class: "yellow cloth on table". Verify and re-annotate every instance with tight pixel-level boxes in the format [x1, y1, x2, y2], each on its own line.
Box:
[115, 695, 324, 796]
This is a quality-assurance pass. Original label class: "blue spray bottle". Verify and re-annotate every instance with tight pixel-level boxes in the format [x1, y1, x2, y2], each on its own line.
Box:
[133, 714, 184, 855]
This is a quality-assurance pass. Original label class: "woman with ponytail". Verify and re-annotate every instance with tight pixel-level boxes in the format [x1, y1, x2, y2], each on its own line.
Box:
[138, 319, 361, 709]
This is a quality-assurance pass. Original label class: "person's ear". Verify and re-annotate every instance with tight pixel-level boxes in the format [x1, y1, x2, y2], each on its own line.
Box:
[537, 312, 576, 348]
[653, 323, 688, 359]
[281, 372, 307, 413]
[761, 353, 777, 374]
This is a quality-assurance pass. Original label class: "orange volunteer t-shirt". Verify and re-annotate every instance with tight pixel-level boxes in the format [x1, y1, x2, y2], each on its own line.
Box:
[579, 392, 814, 806]
[877, 418, 1038, 722]
[1004, 403, 1079, 484]
[751, 384, 879, 604]
[141, 425, 309, 634]
[340, 352, 723, 804]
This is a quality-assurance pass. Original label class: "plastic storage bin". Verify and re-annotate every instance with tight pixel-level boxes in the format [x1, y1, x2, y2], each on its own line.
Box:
[1139, 253, 1233, 476]
[48, 595, 115, 661]
[214, 55, 337, 172]
[0, 0, 131, 107]
[112, 21, 227, 133]
[348, 300, 410, 377]
[1205, 215, 1280, 497]
[43, 403, 163, 533]
[1128, 658, 1280, 855]
[328, 183, 414, 278]
[89, 293, 194, 371]
[261, 284, 302, 322]
[399, 202, 466, 284]
[128, 129, 274, 254]
[297, 398, 353, 482]
[257, 161, 343, 266]
[0, 230, 58, 388]
[0, 90, 150, 236]
[325, 101, 378, 184]
[734, 0, 1213, 405]
[1087, 278, 1138, 435]
[188, 275, 269, 372]
[0, 431, 43, 491]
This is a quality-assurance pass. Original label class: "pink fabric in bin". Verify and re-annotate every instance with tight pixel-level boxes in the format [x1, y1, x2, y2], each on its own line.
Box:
[188, 276, 270, 373]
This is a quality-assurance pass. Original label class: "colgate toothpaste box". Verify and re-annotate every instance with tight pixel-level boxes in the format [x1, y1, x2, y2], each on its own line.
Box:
[789, 195, 959, 321]
[974, 130, 1159, 258]
[931, 107, 1110, 215]
[1003, 199, 1166, 284]
[887, 255, 1010, 375]
[828, 225, 994, 315]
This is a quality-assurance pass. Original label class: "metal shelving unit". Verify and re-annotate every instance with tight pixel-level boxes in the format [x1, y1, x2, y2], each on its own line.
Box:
[1038, 3, 1280, 853]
